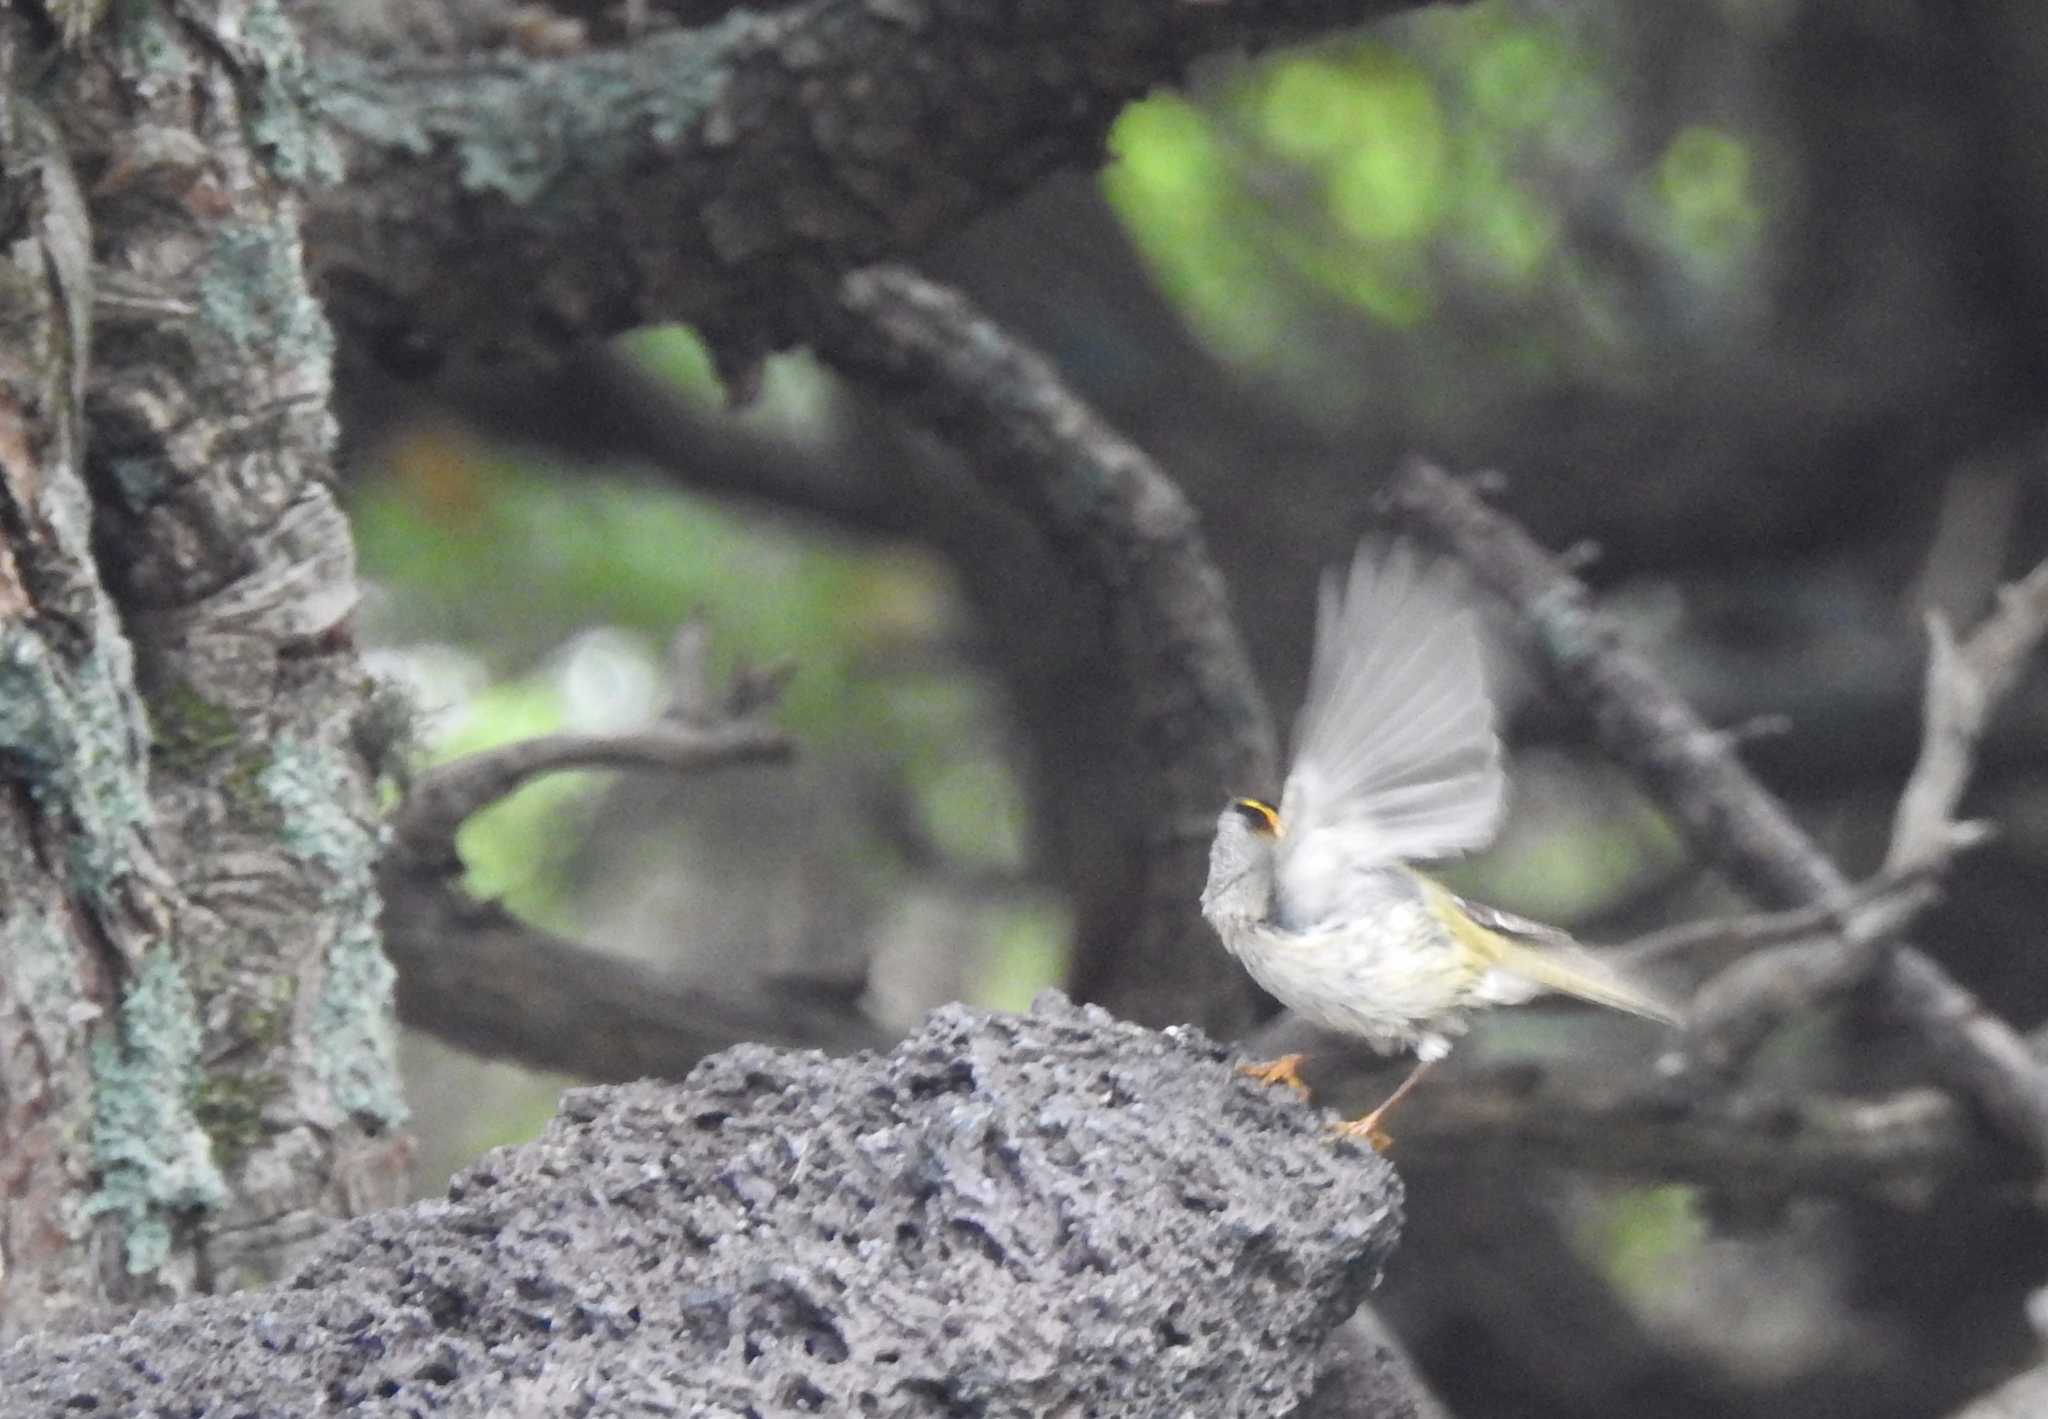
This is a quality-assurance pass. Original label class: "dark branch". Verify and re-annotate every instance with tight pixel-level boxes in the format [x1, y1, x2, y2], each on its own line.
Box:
[1383, 461, 2048, 1168]
[407, 343, 925, 539]
[815, 265, 1278, 1033]
[378, 859, 888, 1075]
[310, 0, 1430, 385]
[1247, 1014, 2036, 1204]
[1384, 460, 1841, 909]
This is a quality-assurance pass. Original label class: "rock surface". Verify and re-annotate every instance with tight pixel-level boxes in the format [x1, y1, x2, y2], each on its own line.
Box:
[0, 994, 1410, 1416]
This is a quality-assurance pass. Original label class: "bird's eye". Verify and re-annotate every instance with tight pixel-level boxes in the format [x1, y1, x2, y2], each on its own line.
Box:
[1230, 798, 1283, 837]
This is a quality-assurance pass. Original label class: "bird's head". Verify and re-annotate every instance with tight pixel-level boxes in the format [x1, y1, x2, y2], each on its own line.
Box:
[1201, 796, 1284, 921]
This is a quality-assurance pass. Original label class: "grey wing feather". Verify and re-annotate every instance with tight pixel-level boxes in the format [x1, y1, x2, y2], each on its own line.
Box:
[1275, 541, 1504, 926]
[1457, 894, 1575, 946]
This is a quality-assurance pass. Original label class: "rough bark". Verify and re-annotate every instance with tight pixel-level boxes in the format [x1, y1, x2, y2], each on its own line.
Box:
[0, 996, 1417, 1418]
[304, 0, 1434, 382]
[0, 3, 405, 1333]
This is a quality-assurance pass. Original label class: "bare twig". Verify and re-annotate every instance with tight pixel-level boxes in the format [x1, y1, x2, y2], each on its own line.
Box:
[1887, 559, 2048, 876]
[1384, 461, 2048, 1168]
[1616, 868, 1942, 970]
[818, 266, 1278, 1034]
[390, 623, 792, 863]
[379, 624, 862, 1075]
[1385, 460, 1843, 908]
[392, 726, 790, 864]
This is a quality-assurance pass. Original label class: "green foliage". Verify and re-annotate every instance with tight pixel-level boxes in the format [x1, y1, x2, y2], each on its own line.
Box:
[1575, 1184, 1707, 1303]
[354, 408, 1029, 961]
[969, 901, 1074, 1014]
[1103, 4, 1761, 388]
[1650, 125, 1763, 275]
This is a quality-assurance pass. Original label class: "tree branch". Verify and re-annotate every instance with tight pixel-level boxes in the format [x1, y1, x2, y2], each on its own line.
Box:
[378, 861, 889, 1074]
[1247, 1014, 2037, 1204]
[814, 265, 1279, 1033]
[1888, 558, 2048, 876]
[382, 622, 860, 1076]
[308, 0, 1428, 384]
[391, 722, 790, 866]
[1383, 460, 2048, 1168]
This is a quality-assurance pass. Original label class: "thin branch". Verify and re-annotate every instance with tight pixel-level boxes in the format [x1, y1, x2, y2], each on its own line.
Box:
[1385, 460, 1843, 909]
[1887, 558, 2048, 875]
[390, 623, 792, 863]
[816, 265, 1278, 1034]
[379, 859, 889, 1075]
[1616, 867, 1942, 970]
[1383, 460, 2048, 1168]
[414, 344, 926, 540]
[392, 725, 790, 864]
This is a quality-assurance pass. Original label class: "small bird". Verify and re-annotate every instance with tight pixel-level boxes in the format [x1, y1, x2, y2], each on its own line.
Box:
[1201, 540, 1677, 1147]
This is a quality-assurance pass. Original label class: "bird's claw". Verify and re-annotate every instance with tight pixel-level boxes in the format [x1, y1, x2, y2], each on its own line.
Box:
[1330, 1114, 1394, 1152]
[1237, 1053, 1311, 1098]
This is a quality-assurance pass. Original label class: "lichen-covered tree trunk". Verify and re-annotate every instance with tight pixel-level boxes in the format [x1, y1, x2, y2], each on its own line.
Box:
[0, 2, 407, 1335]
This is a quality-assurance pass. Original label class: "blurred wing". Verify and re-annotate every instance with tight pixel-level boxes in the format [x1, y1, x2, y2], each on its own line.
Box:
[1276, 541, 1504, 926]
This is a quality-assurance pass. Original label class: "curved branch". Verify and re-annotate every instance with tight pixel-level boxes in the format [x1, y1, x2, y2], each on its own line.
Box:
[815, 265, 1279, 1033]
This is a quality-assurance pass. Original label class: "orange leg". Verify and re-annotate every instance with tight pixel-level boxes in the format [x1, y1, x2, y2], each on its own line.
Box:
[1237, 1052, 1311, 1098]
[1332, 1059, 1437, 1150]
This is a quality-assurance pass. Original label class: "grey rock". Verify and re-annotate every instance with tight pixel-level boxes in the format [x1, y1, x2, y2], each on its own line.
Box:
[1, 993, 1407, 1417]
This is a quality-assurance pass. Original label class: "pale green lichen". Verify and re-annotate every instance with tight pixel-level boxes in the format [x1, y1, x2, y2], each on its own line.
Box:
[197, 220, 334, 368]
[455, 26, 732, 205]
[241, 0, 344, 186]
[0, 621, 152, 901]
[113, 1, 193, 81]
[262, 737, 408, 1128]
[84, 949, 228, 1275]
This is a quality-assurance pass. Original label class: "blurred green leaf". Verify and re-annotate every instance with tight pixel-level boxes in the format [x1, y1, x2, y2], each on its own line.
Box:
[1652, 125, 1764, 271]
[1576, 1184, 1707, 1302]
[970, 900, 1075, 1014]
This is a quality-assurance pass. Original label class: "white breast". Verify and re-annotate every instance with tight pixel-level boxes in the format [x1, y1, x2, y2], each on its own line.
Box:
[1215, 892, 1475, 1059]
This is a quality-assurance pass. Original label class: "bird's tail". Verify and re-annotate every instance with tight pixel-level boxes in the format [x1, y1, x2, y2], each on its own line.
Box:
[1473, 936, 1681, 1025]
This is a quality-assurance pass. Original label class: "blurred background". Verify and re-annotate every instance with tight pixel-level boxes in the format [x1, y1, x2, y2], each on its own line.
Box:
[344, 3, 2048, 1415]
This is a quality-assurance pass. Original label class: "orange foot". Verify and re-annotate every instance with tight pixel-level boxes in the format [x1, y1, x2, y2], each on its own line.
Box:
[1237, 1053, 1311, 1098]
[1330, 1112, 1393, 1152]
